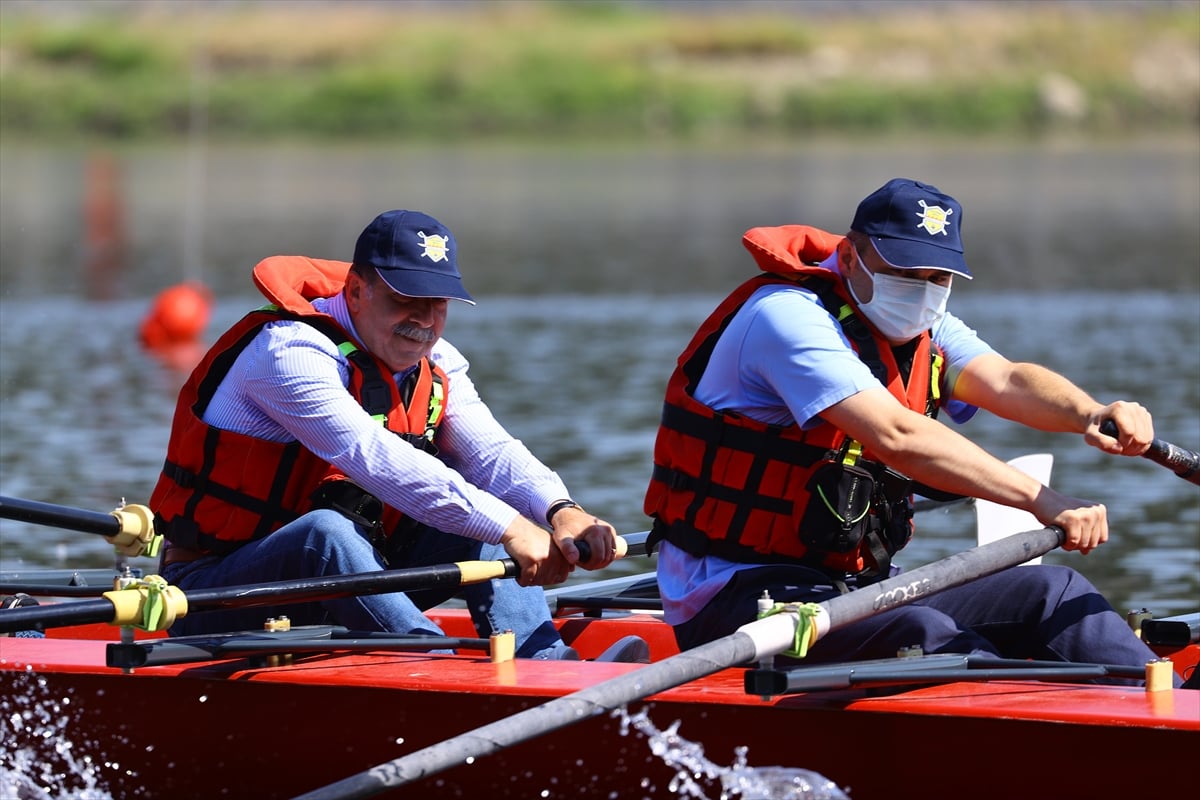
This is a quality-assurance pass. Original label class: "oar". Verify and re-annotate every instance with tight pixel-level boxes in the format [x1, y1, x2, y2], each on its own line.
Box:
[0, 535, 629, 635]
[0, 558, 518, 634]
[0, 532, 650, 599]
[1100, 420, 1200, 485]
[291, 526, 1065, 800]
[0, 495, 161, 557]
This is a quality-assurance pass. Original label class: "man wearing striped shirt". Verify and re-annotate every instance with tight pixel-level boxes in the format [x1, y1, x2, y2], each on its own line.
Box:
[153, 210, 632, 661]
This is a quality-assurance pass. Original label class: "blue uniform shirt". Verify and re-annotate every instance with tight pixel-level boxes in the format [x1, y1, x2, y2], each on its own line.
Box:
[658, 255, 996, 625]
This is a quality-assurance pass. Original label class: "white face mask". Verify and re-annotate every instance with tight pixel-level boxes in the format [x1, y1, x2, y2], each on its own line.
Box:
[847, 251, 951, 342]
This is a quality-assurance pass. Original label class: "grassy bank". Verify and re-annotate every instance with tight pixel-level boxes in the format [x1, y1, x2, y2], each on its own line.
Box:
[0, 0, 1196, 143]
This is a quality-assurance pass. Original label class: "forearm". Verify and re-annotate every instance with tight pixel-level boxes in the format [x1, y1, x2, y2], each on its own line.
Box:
[956, 356, 1102, 433]
[437, 370, 570, 523]
[319, 415, 521, 545]
[869, 412, 1045, 510]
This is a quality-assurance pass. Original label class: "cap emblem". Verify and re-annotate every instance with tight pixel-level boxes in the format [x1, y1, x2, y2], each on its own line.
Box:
[417, 231, 450, 263]
[915, 200, 954, 237]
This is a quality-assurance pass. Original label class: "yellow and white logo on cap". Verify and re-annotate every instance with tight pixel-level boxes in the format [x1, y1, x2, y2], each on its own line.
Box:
[915, 200, 954, 236]
[417, 231, 451, 262]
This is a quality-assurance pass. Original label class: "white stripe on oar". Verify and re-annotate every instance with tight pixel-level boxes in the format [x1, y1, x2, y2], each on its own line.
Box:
[291, 526, 1065, 800]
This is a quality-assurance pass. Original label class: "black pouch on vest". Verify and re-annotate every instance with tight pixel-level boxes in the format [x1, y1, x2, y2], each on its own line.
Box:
[798, 462, 876, 553]
[310, 480, 386, 549]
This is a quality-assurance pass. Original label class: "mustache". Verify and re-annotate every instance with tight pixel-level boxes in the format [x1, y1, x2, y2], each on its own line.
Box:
[393, 323, 436, 343]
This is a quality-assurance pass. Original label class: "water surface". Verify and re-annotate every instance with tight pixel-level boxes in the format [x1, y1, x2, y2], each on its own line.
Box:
[1, 140, 1197, 616]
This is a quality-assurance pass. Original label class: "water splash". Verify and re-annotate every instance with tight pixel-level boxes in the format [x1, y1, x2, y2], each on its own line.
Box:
[0, 665, 116, 800]
[616, 707, 850, 800]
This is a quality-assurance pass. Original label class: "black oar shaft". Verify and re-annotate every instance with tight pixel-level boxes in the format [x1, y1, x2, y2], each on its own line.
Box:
[819, 527, 1059, 634]
[1143, 440, 1200, 484]
[0, 532, 637, 634]
[0, 495, 121, 537]
[0, 559, 518, 634]
[1100, 420, 1200, 485]
[0, 495, 159, 557]
[182, 560, 516, 611]
[292, 527, 1065, 800]
[1, 598, 116, 630]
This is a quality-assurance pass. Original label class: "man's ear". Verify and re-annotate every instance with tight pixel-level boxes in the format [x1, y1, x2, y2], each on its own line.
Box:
[344, 269, 366, 312]
[837, 237, 856, 274]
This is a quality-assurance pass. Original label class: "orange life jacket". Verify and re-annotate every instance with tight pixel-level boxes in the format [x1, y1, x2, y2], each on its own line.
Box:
[643, 225, 944, 577]
[150, 255, 448, 556]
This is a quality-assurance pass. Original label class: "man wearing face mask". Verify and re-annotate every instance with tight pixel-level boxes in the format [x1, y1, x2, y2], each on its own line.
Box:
[643, 178, 1170, 681]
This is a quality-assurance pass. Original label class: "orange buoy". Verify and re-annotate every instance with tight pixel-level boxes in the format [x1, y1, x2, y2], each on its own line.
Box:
[139, 282, 213, 350]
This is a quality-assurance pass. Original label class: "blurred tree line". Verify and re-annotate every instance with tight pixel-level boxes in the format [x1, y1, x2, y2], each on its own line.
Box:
[0, 0, 1196, 142]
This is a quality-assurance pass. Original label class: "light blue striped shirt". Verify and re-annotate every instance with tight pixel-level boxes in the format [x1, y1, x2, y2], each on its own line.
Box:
[658, 255, 996, 624]
[203, 293, 571, 544]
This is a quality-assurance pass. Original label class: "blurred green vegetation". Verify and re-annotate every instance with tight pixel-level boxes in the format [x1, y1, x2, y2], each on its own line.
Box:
[0, 0, 1196, 142]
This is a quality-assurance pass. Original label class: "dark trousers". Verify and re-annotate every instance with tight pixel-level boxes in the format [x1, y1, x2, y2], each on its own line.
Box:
[673, 563, 1171, 684]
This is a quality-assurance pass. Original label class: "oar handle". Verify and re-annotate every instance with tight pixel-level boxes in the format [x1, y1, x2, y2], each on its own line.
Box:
[574, 534, 629, 564]
[1100, 420, 1200, 485]
[0, 495, 161, 557]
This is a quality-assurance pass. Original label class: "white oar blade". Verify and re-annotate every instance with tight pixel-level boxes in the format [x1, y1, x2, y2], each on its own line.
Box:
[975, 453, 1053, 565]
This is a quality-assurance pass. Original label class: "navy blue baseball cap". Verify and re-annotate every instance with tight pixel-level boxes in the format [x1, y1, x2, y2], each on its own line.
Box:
[851, 179, 971, 278]
[353, 210, 475, 304]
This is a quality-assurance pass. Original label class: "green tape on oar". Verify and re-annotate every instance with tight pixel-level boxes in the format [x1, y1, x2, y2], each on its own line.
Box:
[758, 602, 821, 659]
[102, 576, 189, 632]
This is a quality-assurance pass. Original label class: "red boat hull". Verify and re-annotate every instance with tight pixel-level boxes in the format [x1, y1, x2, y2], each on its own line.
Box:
[2, 611, 1197, 799]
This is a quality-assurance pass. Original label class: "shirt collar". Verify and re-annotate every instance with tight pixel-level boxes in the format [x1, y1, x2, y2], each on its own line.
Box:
[312, 292, 418, 383]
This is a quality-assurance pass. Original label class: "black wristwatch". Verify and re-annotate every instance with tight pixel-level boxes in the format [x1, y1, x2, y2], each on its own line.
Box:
[545, 499, 581, 526]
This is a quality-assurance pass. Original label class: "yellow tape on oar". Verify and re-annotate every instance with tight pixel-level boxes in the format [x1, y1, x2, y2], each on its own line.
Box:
[759, 602, 822, 659]
[457, 560, 514, 584]
[102, 575, 189, 632]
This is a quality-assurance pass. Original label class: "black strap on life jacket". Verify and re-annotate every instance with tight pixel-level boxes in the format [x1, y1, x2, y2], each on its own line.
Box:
[396, 366, 443, 455]
[804, 278, 889, 384]
[165, 309, 313, 549]
[803, 279, 963, 504]
[652, 277, 966, 569]
[165, 309, 427, 552]
[305, 315, 441, 454]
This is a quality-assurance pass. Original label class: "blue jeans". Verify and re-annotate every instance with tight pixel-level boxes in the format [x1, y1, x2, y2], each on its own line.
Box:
[673, 563, 1175, 685]
[161, 509, 566, 659]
